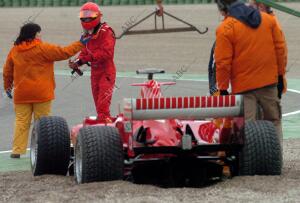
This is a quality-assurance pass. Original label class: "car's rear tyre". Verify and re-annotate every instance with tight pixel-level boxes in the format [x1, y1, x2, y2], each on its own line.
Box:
[75, 126, 124, 184]
[30, 116, 70, 176]
[239, 120, 282, 175]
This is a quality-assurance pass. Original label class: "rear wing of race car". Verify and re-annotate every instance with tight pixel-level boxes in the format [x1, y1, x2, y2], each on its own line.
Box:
[123, 95, 243, 120]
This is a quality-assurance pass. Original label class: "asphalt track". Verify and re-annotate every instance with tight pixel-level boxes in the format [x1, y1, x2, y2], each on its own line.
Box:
[0, 71, 300, 169]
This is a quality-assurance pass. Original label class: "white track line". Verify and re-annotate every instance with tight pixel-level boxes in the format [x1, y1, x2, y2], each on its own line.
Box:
[0, 148, 29, 154]
[287, 88, 300, 94]
[283, 88, 300, 117]
[283, 110, 300, 117]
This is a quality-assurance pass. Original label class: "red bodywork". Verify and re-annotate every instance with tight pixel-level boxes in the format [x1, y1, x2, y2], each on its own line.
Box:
[71, 76, 244, 161]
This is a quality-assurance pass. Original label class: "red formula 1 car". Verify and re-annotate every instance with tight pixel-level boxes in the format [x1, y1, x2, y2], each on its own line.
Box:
[30, 69, 282, 186]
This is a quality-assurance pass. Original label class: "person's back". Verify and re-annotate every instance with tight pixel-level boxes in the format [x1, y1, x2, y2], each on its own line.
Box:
[215, 1, 285, 94]
[7, 39, 82, 104]
[214, 0, 285, 145]
[2, 22, 86, 158]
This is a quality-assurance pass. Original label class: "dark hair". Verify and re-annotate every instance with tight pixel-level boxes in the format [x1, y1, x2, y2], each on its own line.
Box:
[15, 23, 41, 45]
[215, 0, 237, 12]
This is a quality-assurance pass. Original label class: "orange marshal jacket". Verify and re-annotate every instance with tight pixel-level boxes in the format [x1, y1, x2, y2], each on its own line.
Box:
[3, 39, 83, 104]
[271, 13, 288, 93]
[215, 12, 286, 94]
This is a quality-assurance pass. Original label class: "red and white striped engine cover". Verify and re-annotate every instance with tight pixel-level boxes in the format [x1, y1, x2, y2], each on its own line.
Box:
[123, 95, 243, 120]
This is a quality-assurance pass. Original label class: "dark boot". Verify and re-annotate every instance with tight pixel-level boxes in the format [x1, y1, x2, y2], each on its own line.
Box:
[10, 154, 20, 159]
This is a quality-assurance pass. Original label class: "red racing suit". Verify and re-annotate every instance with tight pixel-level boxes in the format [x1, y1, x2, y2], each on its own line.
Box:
[78, 23, 116, 119]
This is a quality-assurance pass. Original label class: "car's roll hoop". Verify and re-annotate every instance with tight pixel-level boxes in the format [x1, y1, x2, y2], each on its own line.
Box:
[123, 95, 244, 120]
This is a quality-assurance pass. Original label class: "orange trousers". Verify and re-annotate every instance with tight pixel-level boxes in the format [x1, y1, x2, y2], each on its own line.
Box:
[12, 101, 52, 154]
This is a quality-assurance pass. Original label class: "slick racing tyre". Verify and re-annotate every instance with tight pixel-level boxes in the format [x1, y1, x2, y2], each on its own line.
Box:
[31, 116, 70, 176]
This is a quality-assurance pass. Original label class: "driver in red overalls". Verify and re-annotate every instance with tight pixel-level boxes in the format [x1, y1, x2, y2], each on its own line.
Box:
[69, 2, 116, 123]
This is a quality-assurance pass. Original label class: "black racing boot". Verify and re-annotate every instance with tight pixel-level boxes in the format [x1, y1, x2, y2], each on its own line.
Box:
[10, 154, 20, 159]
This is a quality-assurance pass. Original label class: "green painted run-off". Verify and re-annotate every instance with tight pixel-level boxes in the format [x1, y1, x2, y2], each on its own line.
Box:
[0, 152, 30, 172]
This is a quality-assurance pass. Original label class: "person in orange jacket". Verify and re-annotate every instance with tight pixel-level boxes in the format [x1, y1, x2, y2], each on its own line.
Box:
[3, 22, 89, 158]
[214, 0, 285, 143]
[248, 0, 288, 97]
